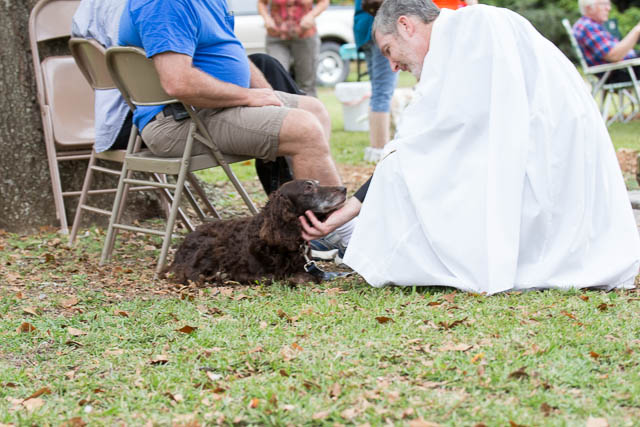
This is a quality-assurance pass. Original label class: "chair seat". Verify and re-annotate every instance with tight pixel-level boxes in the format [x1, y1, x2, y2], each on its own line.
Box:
[125, 150, 252, 175]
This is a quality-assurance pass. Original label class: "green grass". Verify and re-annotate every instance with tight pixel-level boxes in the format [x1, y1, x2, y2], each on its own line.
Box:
[2, 72, 640, 425]
[1, 227, 640, 425]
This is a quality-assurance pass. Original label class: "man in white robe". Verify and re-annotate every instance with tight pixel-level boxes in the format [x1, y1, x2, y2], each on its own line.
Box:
[300, 0, 640, 294]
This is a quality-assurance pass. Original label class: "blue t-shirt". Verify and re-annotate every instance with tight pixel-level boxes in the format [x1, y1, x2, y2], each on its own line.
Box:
[118, 0, 251, 130]
[353, 0, 374, 48]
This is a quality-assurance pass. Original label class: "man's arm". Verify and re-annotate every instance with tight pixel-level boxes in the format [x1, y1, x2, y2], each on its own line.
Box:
[152, 52, 283, 108]
[249, 59, 272, 89]
[605, 22, 640, 62]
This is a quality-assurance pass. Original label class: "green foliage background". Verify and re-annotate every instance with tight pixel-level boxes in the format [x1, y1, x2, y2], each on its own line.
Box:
[330, 0, 640, 63]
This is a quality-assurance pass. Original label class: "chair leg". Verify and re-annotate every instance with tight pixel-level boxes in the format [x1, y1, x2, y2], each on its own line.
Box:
[152, 173, 195, 231]
[69, 150, 98, 244]
[187, 172, 221, 219]
[155, 122, 197, 277]
[49, 155, 70, 234]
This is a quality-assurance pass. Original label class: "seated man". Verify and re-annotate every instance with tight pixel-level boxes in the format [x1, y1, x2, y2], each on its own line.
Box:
[301, 0, 640, 294]
[73, 0, 304, 195]
[117, 0, 342, 190]
[573, 0, 640, 82]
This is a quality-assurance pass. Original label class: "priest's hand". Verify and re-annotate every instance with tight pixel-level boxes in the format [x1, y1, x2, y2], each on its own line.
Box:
[299, 197, 362, 241]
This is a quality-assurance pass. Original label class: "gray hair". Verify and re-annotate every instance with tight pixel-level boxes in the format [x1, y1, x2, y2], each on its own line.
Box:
[578, 0, 598, 15]
[372, 0, 441, 38]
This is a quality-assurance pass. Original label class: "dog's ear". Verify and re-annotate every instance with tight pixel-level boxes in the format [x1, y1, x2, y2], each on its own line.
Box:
[259, 190, 300, 251]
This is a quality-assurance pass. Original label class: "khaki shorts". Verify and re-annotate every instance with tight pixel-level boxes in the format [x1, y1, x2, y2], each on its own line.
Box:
[141, 91, 299, 161]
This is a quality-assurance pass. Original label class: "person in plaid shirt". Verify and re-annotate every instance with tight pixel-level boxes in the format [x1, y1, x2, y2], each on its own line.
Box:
[573, 0, 640, 82]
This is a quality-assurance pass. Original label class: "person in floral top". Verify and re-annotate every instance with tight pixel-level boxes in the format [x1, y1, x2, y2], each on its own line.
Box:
[258, 0, 329, 96]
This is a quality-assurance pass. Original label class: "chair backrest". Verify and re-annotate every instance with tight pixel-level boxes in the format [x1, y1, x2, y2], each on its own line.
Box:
[106, 46, 178, 107]
[29, 0, 94, 148]
[42, 56, 95, 145]
[562, 18, 590, 71]
[69, 38, 114, 90]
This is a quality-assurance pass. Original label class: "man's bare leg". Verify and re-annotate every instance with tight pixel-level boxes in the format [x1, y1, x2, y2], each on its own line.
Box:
[278, 108, 341, 186]
[294, 95, 331, 143]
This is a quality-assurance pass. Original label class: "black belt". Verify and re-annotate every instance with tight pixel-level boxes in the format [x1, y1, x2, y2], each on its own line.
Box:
[149, 103, 189, 123]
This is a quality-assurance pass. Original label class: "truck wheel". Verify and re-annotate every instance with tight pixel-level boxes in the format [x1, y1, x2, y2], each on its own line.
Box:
[317, 41, 350, 87]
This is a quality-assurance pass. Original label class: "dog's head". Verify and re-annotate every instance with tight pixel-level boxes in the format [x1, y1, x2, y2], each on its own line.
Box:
[277, 179, 347, 217]
[259, 180, 347, 250]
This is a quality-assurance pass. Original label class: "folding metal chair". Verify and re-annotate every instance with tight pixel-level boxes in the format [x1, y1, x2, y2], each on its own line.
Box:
[102, 46, 259, 276]
[67, 38, 213, 244]
[29, 0, 93, 234]
[563, 18, 640, 125]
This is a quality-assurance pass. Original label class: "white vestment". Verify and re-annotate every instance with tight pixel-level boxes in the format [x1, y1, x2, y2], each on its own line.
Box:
[344, 5, 640, 294]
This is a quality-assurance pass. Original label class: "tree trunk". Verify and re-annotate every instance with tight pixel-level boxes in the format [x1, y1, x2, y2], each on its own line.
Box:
[0, 0, 160, 234]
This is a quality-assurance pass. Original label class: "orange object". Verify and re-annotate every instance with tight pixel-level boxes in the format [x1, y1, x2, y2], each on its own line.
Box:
[434, 0, 466, 9]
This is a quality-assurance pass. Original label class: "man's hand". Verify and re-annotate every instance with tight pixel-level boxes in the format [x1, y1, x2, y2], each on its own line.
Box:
[246, 88, 284, 107]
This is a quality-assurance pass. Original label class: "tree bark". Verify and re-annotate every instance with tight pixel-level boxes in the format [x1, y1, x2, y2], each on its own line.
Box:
[0, 0, 160, 233]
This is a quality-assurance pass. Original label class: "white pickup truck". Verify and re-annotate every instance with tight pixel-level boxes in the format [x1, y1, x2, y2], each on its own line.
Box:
[228, 0, 355, 86]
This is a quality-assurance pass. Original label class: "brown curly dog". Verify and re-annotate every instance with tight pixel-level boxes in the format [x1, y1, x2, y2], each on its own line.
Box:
[166, 180, 347, 285]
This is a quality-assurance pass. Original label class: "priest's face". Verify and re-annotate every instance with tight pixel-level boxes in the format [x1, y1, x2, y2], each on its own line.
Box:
[375, 18, 429, 80]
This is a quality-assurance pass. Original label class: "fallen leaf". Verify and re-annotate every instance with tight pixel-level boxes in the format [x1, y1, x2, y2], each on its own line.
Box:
[509, 422, 526, 427]
[375, 316, 393, 324]
[439, 343, 473, 352]
[579, 295, 589, 301]
[438, 317, 467, 330]
[67, 328, 87, 337]
[114, 310, 129, 317]
[586, 417, 609, 427]
[61, 417, 86, 427]
[25, 387, 51, 400]
[442, 292, 457, 303]
[60, 297, 79, 309]
[560, 311, 577, 320]
[16, 322, 36, 333]
[341, 407, 358, 420]
[508, 367, 529, 380]
[291, 342, 303, 351]
[104, 349, 124, 356]
[150, 354, 169, 365]
[248, 345, 263, 354]
[249, 398, 259, 408]
[176, 325, 197, 334]
[427, 301, 442, 307]
[234, 294, 249, 301]
[329, 383, 341, 399]
[279, 369, 289, 377]
[22, 397, 44, 412]
[471, 353, 484, 363]
[22, 307, 40, 316]
[589, 351, 600, 359]
[540, 402, 553, 416]
[206, 372, 223, 382]
[312, 411, 330, 420]
[165, 392, 183, 402]
[597, 303, 611, 312]
[44, 253, 55, 263]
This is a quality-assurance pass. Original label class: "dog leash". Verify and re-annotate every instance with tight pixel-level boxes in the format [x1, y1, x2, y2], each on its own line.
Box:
[302, 243, 355, 281]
